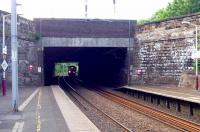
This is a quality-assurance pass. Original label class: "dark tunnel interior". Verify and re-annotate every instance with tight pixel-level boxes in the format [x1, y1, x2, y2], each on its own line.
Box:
[43, 47, 128, 86]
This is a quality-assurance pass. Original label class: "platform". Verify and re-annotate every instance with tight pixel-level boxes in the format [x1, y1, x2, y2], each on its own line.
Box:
[124, 85, 200, 104]
[51, 85, 100, 132]
[0, 85, 99, 132]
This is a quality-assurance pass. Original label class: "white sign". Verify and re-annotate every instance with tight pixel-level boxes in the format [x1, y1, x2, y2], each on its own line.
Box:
[2, 46, 7, 54]
[1, 60, 8, 71]
[11, 50, 17, 61]
[191, 50, 200, 59]
[38, 67, 41, 73]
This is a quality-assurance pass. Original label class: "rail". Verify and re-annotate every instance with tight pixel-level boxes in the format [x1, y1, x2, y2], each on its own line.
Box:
[58, 77, 132, 132]
[95, 89, 200, 132]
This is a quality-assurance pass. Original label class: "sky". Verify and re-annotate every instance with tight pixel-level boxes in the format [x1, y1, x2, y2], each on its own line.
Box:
[0, 0, 173, 20]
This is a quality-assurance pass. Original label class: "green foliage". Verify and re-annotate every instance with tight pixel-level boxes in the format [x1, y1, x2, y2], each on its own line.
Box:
[192, 60, 200, 71]
[193, 32, 200, 70]
[29, 32, 41, 41]
[138, 19, 153, 24]
[54, 62, 79, 76]
[138, 0, 200, 24]
[55, 63, 68, 76]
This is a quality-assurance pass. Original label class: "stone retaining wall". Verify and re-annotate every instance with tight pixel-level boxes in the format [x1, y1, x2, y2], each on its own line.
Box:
[132, 13, 200, 85]
[0, 10, 41, 87]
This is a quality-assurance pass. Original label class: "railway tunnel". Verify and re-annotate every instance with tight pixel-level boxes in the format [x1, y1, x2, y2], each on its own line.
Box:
[44, 47, 128, 86]
[35, 18, 136, 86]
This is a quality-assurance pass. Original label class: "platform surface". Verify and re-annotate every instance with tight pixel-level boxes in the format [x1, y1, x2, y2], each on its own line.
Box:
[0, 86, 99, 132]
[52, 85, 100, 132]
[125, 85, 200, 104]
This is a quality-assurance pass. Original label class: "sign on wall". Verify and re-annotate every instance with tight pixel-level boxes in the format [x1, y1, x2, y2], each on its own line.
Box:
[38, 67, 41, 73]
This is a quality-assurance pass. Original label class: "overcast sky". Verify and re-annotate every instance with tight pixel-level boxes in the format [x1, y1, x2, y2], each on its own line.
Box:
[0, 0, 173, 20]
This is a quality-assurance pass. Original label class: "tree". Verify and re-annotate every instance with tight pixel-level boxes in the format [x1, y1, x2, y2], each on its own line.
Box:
[139, 0, 200, 24]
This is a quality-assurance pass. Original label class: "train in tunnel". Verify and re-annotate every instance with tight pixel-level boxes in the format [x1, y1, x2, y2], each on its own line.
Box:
[68, 65, 77, 77]
[54, 62, 79, 77]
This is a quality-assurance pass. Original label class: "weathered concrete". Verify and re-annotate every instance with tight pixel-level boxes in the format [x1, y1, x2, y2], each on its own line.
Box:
[42, 37, 133, 48]
[34, 18, 136, 38]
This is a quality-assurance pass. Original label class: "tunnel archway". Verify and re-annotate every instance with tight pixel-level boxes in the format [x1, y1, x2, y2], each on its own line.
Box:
[43, 47, 128, 86]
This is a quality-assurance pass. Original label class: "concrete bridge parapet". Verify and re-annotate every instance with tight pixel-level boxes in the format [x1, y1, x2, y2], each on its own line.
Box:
[41, 37, 133, 48]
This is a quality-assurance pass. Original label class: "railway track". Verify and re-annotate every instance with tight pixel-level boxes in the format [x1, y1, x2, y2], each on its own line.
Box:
[58, 77, 132, 132]
[94, 88, 200, 132]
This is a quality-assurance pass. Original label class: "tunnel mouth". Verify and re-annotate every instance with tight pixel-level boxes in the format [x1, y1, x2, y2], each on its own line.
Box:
[43, 47, 128, 87]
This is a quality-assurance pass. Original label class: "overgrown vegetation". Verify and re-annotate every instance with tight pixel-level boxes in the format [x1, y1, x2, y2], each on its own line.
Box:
[54, 62, 79, 76]
[29, 32, 41, 41]
[193, 61, 200, 71]
[138, 0, 200, 24]
[193, 33, 200, 71]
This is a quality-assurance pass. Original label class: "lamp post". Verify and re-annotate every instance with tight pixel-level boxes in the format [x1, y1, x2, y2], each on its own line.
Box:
[2, 14, 11, 96]
[182, 21, 199, 90]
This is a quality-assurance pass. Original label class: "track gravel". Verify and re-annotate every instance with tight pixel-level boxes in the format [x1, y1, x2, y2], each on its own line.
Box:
[65, 83, 181, 132]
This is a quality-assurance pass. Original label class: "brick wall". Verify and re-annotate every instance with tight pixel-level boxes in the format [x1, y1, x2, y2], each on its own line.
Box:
[132, 13, 200, 85]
